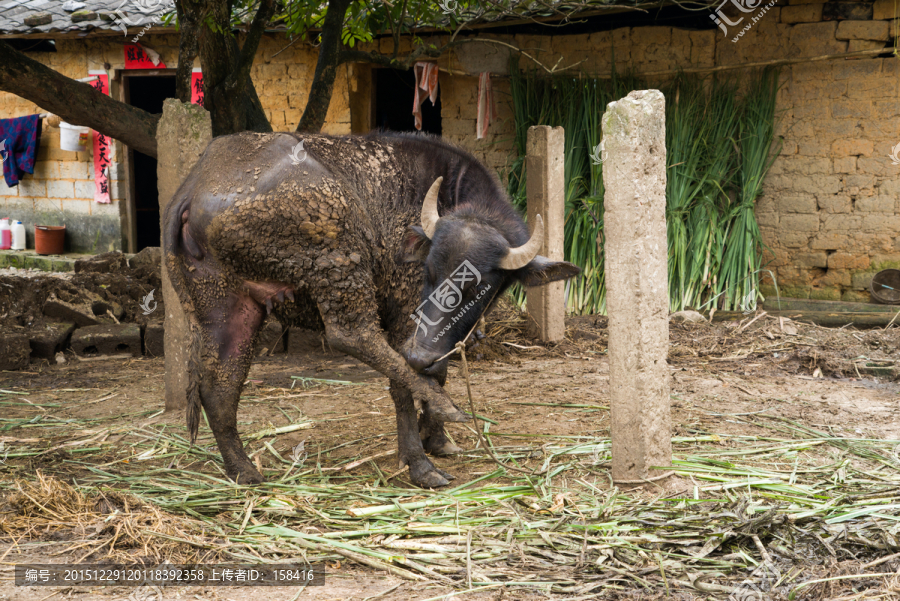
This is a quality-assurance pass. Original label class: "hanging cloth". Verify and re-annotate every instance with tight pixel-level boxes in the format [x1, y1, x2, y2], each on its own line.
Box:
[477, 72, 498, 140]
[0, 114, 42, 187]
[412, 62, 439, 131]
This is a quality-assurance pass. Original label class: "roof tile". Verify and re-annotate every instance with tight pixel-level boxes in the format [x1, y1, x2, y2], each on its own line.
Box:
[0, 0, 171, 35]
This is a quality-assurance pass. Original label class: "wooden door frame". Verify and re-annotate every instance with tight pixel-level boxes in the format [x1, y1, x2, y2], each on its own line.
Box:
[349, 63, 375, 134]
[117, 68, 177, 253]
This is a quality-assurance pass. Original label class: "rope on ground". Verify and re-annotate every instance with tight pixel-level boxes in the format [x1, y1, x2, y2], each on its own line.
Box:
[454, 340, 547, 477]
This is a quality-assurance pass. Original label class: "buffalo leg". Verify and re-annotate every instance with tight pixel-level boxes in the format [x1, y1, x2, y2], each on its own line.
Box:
[419, 408, 463, 456]
[419, 371, 462, 456]
[324, 322, 465, 487]
[390, 380, 455, 487]
[324, 324, 469, 423]
[195, 291, 265, 484]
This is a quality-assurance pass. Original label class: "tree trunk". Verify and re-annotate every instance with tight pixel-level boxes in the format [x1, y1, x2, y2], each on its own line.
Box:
[0, 41, 159, 158]
[194, 0, 273, 137]
[296, 0, 352, 133]
[174, 0, 201, 104]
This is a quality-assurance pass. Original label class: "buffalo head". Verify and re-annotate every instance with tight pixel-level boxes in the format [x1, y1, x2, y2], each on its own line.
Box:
[401, 177, 581, 375]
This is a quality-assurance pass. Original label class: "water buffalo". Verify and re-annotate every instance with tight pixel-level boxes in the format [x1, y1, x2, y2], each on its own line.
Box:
[164, 131, 580, 488]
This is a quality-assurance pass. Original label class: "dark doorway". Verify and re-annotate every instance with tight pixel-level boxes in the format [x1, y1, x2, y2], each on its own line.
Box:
[374, 68, 442, 135]
[125, 74, 177, 251]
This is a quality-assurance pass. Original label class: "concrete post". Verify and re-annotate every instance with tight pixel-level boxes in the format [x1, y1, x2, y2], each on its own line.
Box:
[601, 90, 672, 485]
[525, 125, 566, 342]
[156, 99, 212, 411]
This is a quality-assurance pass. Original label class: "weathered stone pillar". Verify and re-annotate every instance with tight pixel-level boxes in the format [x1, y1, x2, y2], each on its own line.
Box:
[601, 90, 672, 484]
[525, 125, 566, 342]
[157, 99, 212, 411]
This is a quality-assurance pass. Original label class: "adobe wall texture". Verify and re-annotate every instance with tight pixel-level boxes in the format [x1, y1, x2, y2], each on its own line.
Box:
[1, 3, 896, 303]
[437, 1, 900, 303]
[0, 34, 351, 253]
[0, 37, 129, 253]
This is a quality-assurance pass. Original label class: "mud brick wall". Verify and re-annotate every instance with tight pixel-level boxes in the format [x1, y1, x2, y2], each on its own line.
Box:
[1, 4, 897, 302]
[0, 37, 128, 253]
[253, 36, 352, 134]
[0, 34, 351, 253]
[436, 1, 900, 303]
[751, 2, 900, 303]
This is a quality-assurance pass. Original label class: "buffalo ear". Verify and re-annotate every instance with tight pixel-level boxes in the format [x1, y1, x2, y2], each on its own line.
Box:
[516, 256, 581, 287]
[400, 225, 432, 263]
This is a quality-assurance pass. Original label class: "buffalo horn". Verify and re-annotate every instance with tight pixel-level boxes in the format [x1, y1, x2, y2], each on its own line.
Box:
[499, 214, 544, 270]
[421, 177, 443, 239]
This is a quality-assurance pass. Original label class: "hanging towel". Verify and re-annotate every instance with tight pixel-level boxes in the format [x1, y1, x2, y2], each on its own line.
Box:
[413, 62, 440, 131]
[477, 72, 498, 140]
[0, 115, 42, 187]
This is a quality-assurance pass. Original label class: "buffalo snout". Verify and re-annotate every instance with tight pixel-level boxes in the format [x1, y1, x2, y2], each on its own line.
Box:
[403, 344, 446, 375]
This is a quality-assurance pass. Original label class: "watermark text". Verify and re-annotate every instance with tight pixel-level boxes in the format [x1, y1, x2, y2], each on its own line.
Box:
[290, 140, 307, 165]
[111, 0, 174, 42]
[140, 289, 157, 315]
[709, 0, 779, 42]
[410, 260, 489, 341]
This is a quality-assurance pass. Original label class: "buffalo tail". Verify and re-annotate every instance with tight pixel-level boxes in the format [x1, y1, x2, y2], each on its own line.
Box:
[162, 190, 204, 445]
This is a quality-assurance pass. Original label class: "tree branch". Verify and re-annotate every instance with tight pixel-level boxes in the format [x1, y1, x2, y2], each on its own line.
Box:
[295, 0, 353, 133]
[392, 0, 410, 60]
[234, 0, 277, 88]
[174, 0, 201, 103]
[0, 41, 159, 158]
[338, 43, 441, 70]
[196, 0, 271, 136]
[339, 37, 583, 76]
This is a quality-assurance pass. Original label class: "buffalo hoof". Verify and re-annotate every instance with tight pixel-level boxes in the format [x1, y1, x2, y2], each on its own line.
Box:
[405, 455, 455, 488]
[420, 380, 471, 423]
[411, 465, 451, 488]
[426, 440, 463, 456]
[435, 467, 456, 481]
[229, 465, 265, 485]
[428, 402, 471, 423]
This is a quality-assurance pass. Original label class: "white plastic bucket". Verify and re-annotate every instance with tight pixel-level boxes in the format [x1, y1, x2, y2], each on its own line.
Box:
[60, 122, 90, 152]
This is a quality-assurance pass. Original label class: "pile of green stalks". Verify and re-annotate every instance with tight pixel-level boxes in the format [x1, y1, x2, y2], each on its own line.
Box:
[506, 66, 782, 315]
[4, 385, 900, 598]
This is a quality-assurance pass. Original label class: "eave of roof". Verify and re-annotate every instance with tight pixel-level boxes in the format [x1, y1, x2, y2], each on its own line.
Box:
[1, 0, 671, 39]
[0, 0, 172, 37]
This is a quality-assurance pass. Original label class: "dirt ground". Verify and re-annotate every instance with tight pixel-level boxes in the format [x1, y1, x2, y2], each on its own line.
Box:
[2, 305, 900, 599]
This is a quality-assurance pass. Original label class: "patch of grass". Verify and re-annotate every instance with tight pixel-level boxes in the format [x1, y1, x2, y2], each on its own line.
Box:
[506, 64, 782, 315]
[3, 396, 900, 598]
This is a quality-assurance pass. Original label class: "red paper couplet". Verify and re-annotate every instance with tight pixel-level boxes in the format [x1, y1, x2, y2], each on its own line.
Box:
[89, 72, 111, 204]
[191, 69, 204, 107]
[123, 43, 167, 69]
